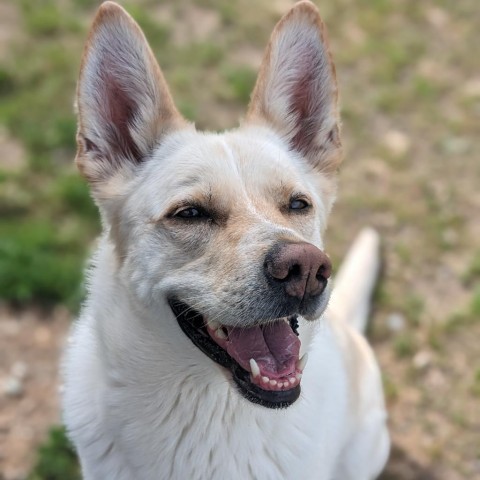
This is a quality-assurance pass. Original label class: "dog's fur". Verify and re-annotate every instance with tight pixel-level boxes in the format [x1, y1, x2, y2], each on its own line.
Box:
[62, 2, 390, 479]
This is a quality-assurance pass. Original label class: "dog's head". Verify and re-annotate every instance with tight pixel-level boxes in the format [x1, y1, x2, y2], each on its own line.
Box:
[76, 1, 342, 408]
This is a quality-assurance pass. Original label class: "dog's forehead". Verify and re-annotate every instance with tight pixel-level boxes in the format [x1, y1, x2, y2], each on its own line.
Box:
[149, 128, 309, 196]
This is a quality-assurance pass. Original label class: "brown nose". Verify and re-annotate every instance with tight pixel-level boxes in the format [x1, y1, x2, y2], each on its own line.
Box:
[264, 242, 332, 299]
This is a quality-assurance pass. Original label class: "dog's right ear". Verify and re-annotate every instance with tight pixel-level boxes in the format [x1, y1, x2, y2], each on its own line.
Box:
[76, 1, 187, 197]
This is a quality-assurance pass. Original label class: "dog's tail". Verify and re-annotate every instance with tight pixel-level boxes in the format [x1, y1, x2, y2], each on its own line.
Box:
[327, 228, 381, 334]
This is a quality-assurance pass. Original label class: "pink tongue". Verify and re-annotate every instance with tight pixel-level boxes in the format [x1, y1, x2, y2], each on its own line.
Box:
[225, 322, 300, 379]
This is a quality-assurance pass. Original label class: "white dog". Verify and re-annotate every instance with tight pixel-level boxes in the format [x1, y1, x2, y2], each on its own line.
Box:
[62, 1, 390, 478]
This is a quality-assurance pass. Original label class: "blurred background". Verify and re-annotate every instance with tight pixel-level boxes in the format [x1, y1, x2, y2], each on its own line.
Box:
[0, 0, 478, 479]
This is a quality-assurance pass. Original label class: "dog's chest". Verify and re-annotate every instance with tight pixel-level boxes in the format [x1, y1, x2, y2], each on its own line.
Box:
[102, 373, 339, 480]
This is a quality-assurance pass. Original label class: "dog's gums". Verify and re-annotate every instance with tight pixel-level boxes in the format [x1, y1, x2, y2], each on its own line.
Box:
[169, 300, 303, 408]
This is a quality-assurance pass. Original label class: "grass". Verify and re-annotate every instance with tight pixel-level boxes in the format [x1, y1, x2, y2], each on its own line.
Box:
[221, 66, 257, 103]
[460, 249, 480, 287]
[471, 369, 480, 398]
[382, 374, 399, 404]
[28, 427, 81, 480]
[0, 167, 98, 308]
[0, 1, 99, 309]
[0, 221, 84, 305]
[470, 287, 480, 317]
[393, 333, 416, 359]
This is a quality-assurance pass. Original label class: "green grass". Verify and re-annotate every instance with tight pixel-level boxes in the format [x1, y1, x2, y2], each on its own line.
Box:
[221, 66, 257, 103]
[382, 374, 399, 403]
[463, 251, 480, 285]
[470, 287, 480, 317]
[0, 221, 84, 305]
[0, 1, 100, 308]
[28, 426, 81, 480]
[471, 369, 480, 398]
[0, 167, 98, 307]
[393, 333, 417, 358]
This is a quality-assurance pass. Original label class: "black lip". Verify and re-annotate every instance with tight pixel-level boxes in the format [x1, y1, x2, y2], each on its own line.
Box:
[169, 299, 301, 409]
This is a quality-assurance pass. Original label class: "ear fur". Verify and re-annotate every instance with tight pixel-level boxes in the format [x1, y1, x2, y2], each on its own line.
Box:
[247, 1, 342, 173]
[76, 1, 187, 193]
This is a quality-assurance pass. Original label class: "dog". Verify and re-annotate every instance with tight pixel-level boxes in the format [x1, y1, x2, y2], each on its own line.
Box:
[62, 1, 390, 478]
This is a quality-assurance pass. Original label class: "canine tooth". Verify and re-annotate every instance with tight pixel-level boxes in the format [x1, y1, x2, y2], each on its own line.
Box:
[215, 328, 227, 340]
[249, 359, 260, 378]
[269, 379, 277, 386]
[295, 372, 303, 381]
[296, 353, 309, 372]
[289, 377, 296, 385]
[209, 321, 220, 330]
[262, 376, 269, 384]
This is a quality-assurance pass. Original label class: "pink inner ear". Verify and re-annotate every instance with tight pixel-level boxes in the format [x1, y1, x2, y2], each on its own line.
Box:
[103, 69, 142, 163]
[288, 42, 330, 158]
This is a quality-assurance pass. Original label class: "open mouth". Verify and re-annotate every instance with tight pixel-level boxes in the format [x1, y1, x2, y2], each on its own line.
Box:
[169, 300, 306, 409]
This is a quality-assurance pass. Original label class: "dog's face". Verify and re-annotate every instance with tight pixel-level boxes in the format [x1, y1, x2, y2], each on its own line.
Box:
[76, 0, 342, 408]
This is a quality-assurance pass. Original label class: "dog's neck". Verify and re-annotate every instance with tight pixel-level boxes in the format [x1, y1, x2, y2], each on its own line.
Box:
[79, 236, 341, 478]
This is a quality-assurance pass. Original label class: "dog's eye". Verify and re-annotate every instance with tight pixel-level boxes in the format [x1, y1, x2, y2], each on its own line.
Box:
[289, 199, 310, 210]
[175, 207, 207, 219]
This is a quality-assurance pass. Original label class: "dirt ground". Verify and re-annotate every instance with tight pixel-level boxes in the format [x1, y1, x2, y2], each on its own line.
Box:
[0, 307, 70, 480]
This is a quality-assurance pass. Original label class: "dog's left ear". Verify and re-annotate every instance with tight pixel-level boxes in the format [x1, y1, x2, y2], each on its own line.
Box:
[247, 1, 341, 174]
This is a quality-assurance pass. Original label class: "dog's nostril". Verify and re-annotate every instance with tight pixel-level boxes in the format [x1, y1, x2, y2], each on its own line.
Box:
[286, 264, 302, 282]
[318, 257, 332, 280]
[316, 265, 328, 280]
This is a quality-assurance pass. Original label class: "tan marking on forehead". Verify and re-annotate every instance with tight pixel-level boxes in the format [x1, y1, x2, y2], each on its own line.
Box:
[219, 201, 302, 249]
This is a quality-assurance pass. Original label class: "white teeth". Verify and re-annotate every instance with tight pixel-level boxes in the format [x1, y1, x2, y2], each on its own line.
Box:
[209, 321, 220, 330]
[296, 353, 308, 372]
[215, 328, 227, 340]
[254, 373, 297, 388]
[249, 359, 260, 378]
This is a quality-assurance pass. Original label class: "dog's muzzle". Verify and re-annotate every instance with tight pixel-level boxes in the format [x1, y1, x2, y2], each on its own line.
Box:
[169, 241, 331, 409]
